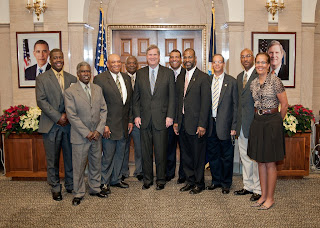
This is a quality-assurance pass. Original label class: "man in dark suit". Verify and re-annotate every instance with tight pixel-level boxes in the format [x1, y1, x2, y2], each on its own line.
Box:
[64, 62, 108, 206]
[36, 48, 77, 201]
[267, 40, 289, 80]
[234, 49, 261, 201]
[25, 40, 51, 80]
[166, 49, 186, 184]
[94, 54, 133, 194]
[206, 54, 238, 194]
[174, 48, 211, 194]
[121, 56, 144, 181]
[133, 44, 175, 190]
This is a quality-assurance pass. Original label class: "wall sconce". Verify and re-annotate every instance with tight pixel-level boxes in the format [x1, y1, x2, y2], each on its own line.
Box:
[26, 0, 47, 21]
[265, 0, 285, 20]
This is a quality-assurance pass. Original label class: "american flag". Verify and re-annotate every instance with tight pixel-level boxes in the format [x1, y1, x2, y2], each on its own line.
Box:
[23, 39, 31, 70]
[208, 5, 216, 76]
[94, 7, 108, 75]
[259, 39, 268, 53]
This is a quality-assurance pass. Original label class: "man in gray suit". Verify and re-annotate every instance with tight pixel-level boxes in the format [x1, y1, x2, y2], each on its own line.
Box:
[64, 62, 108, 206]
[234, 48, 261, 201]
[133, 44, 175, 190]
[94, 54, 133, 194]
[174, 48, 211, 194]
[206, 54, 238, 194]
[36, 48, 77, 201]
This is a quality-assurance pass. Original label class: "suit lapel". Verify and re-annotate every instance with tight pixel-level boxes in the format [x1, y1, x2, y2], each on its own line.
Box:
[218, 75, 229, 106]
[122, 73, 131, 104]
[185, 68, 198, 96]
[143, 66, 152, 96]
[107, 71, 123, 102]
[76, 81, 91, 105]
[152, 65, 162, 95]
[48, 69, 63, 96]
[242, 69, 258, 95]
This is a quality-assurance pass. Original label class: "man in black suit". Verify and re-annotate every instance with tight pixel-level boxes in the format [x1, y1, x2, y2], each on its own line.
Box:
[174, 48, 211, 194]
[133, 44, 175, 190]
[36, 49, 77, 201]
[25, 40, 51, 80]
[206, 54, 238, 194]
[166, 49, 186, 184]
[94, 54, 133, 194]
[267, 40, 289, 80]
[234, 49, 261, 201]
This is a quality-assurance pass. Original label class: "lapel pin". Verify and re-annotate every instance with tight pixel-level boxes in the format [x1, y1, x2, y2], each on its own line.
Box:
[224, 84, 227, 86]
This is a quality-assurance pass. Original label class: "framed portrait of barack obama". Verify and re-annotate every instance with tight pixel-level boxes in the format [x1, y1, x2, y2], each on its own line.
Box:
[16, 31, 61, 88]
[252, 32, 296, 88]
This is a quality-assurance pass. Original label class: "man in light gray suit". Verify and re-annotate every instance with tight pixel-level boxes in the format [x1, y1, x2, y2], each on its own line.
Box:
[36, 49, 77, 201]
[206, 54, 238, 194]
[234, 48, 261, 201]
[64, 62, 108, 206]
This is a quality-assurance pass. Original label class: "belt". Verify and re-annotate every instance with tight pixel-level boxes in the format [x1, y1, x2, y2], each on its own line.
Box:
[254, 108, 278, 115]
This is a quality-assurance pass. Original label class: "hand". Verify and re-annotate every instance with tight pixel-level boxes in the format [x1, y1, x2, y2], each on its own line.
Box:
[86, 131, 94, 142]
[128, 123, 133, 134]
[196, 126, 206, 138]
[57, 113, 68, 127]
[230, 130, 236, 136]
[173, 123, 179, 135]
[103, 126, 111, 139]
[92, 130, 101, 141]
[166, 117, 173, 128]
[134, 117, 141, 129]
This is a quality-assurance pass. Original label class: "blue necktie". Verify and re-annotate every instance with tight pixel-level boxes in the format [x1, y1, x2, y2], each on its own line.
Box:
[38, 68, 43, 75]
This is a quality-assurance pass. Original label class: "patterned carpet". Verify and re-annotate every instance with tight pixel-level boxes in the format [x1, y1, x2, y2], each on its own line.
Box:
[0, 171, 319, 228]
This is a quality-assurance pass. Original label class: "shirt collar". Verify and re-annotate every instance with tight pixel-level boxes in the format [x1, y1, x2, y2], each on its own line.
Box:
[245, 65, 255, 77]
[51, 68, 64, 77]
[214, 72, 225, 81]
[79, 80, 90, 89]
[186, 66, 196, 76]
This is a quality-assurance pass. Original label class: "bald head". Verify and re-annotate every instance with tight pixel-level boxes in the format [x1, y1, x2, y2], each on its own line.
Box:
[107, 54, 121, 74]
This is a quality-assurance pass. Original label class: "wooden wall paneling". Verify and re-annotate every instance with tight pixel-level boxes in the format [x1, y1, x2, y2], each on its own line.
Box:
[165, 39, 177, 56]
[138, 62, 148, 69]
[138, 39, 149, 56]
[121, 62, 126, 72]
[182, 39, 194, 50]
[121, 39, 132, 56]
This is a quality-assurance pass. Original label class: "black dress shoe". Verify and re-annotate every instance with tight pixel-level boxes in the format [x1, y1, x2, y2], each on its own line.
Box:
[52, 192, 62, 201]
[136, 174, 143, 181]
[142, 182, 153, 190]
[177, 178, 186, 184]
[250, 193, 261, 201]
[234, 188, 253, 195]
[166, 176, 174, 182]
[156, 184, 165, 190]
[100, 184, 111, 194]
[222, 187, 230, 194]
[90, 191, 108, 198]
[189, 186, 204, 194]
[205, 184, 222, 190]
[180, 184, 194, 192]
[66, 189, 73, 194]
[72, 197, 81, 206]
[111, 181, 129, 188]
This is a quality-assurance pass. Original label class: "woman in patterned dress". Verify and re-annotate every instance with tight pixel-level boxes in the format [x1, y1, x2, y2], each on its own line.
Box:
[248, 52, 288, 210]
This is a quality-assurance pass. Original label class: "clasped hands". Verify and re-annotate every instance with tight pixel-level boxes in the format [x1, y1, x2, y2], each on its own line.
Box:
[57, 113, 69, 127]
[86, 130, 101, 141]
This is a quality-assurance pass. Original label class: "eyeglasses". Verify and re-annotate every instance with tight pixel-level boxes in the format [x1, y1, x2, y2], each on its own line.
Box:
[256, 61, 268, 65]
[240, 54, 252, 59]
[213, 61, 223, 64]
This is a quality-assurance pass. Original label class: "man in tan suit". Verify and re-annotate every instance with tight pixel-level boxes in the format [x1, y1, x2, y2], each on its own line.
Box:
[64, 62, 108, 206]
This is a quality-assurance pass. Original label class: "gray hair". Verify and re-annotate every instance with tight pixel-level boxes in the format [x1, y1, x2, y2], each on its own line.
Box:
[76, 61, 91, 74]
[267, 40, 284, 54]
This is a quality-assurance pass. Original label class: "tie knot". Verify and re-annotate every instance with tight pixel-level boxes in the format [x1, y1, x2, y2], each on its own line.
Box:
[39, 69, 43, 74]
[214, 76, 219, 81]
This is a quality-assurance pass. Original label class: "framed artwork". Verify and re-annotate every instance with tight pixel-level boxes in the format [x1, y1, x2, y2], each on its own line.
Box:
[16, 31, 61, 88]
[252, 32, 296, 88]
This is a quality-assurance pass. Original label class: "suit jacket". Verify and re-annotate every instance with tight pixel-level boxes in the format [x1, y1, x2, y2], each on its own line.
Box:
[36, 68, 77, 134]
[25, 63, 51, 80]
[133, 65, 175, 130]
[175, 67, 211, 135]
[64, 81, 107, 144]
[208, 73, 238, 140]
[277, 64, 289, 80]
[236, 69, 258, 138]
[93, 70, 133, 140]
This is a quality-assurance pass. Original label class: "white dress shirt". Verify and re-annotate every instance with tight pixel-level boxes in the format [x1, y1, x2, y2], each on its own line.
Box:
[110, 71, 127, 105]
[211, 72, 225, 118]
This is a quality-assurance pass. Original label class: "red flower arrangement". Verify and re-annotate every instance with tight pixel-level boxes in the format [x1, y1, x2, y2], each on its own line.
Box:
[0, 105, 29, 137]
[286, 104, 315, 133]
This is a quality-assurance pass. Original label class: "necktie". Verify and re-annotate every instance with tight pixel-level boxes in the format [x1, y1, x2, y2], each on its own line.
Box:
[212, 76, 219, 114]
[116, 75, 123, 101]
[150, 69, 156, 94]
[38, 68, 43, 76]
[57, 72, 64, 91]
[174, 71, 178, 82]
[271, 70, 275, 75]
[243, 73, 248, 88]
[131, 76, 135, 89]
[182, 71, 190, 114]
[85, 85, 91, 102]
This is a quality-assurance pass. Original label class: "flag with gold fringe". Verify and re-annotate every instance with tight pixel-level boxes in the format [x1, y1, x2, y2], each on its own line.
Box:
[94, 7, 108, 75]
[208, 2, 216, 76]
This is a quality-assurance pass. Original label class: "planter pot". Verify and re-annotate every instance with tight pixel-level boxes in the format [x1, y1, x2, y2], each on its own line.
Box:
[1, 132, 64, 179]
[276, 131, 311, 177]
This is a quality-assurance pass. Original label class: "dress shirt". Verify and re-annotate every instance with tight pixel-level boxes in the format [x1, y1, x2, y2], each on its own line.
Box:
[244, 65, 255, 83]
[170, 65, 182, 82]
[185, 66, 196, 86]
[52, 68, 64, 91]
[270, 64, 281, 76]
[211, 72, 225, 118]
[79, 80, 91, 97]
[37, 62, 49, 76]
[127, 72, 136, 89]
[110, 71, 127, 105]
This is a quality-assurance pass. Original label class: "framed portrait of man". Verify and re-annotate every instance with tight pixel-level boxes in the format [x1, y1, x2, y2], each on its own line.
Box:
[16, 31, 61, 88]
[252, 32, 296, 88]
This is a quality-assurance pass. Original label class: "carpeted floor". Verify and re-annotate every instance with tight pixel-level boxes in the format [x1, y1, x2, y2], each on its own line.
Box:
[0, 171, 319, 228]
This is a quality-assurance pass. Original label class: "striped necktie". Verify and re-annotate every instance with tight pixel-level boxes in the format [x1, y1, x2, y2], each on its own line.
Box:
[116, 75, 123, 100]
[182, 71, 190, 114]
[85, 85, 91, 102]
[212, 76, 219, 114]
[57, 72, 64, 92]
[150, 69, 156, 94]
[243, 73, 248, 88]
